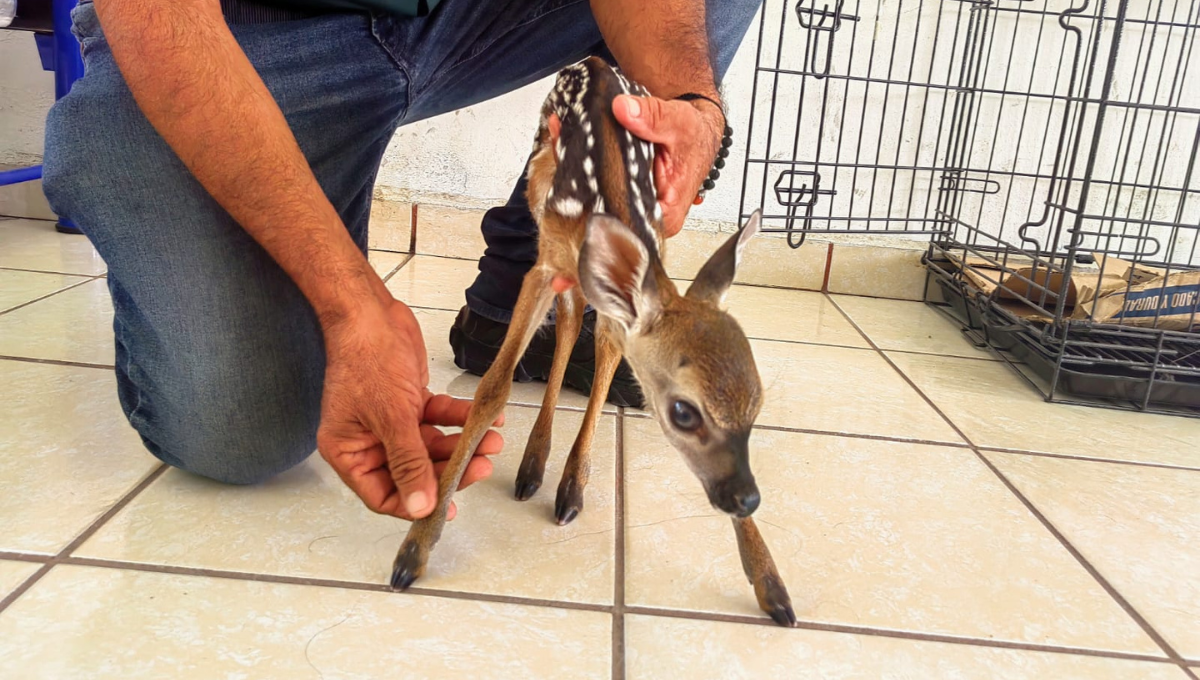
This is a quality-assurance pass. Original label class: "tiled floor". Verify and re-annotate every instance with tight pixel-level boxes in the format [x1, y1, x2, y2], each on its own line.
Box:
[1, 216, 1198, 679]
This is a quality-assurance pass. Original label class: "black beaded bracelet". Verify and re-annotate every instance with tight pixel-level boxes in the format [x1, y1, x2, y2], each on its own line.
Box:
[675, 93, 733, 204]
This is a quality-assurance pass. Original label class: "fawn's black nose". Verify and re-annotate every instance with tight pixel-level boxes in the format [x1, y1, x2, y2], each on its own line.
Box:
[710, 475, 761, 517]
[732, 489, 760, 517]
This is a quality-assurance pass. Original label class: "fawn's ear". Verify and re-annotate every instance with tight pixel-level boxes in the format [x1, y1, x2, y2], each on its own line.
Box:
[579, 213, 661, 332]
[686, 210, 760, 304]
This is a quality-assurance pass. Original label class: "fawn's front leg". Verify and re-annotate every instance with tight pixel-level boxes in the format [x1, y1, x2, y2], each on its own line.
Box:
[515, 288, 586, 501]
[554, 315, 623, 525]
[733, 517, 797, 627]
[390, 264, 557, 590]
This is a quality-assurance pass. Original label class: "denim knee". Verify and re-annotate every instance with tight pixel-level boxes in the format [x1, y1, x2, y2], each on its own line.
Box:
[116, 326, 324, 486]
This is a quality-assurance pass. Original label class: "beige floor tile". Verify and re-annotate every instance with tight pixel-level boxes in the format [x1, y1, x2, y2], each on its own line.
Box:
[386, 255, 478, 310]
[889, 353, 1200, 468]
[0, 360, 160, 554]
[625, 616, 1185, 680]
[717, 285, 868, 347]
[828, 244, 927, 301]
[0, 269, 90, 313]
[833, 294, 1002, 359]
[0, 218, 106, 275]
[367, 197, 413, 252]
[0, 565, 612, 679]
[623, 419, 1159, 653]
[0, 560, 41, 599]
[0, 279, 113, 365]
[415, 204, 487, 259]
[367, 249, 408, 281]
[749, 340, 962, 442]
[414, 307, 614, 412]
[989, 453, 1200, 660]
[79, 406, 616, 604]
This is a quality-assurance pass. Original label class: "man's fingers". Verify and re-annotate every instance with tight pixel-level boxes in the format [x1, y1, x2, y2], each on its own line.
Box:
[613, 95, 676, 145]
[385, 427, 439, 519]
[422, 427, 505, 460]
[424, 393, 505, 428]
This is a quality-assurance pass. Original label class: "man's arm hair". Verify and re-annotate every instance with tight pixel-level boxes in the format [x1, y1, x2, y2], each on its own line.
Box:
[94, 0, 388, 327]
[589, 0, 720, 103]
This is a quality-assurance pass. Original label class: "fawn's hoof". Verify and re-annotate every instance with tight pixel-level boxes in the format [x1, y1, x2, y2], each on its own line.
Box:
[760, 575, 797, 627]
[514, 455, 546, 501]
[390, 542, 424, 591]
[555, 478, 584, 526]
[515, 480, 542, 501]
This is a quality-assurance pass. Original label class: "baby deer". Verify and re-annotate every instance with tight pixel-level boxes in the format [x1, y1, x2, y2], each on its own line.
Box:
[390, 56, 795, 626]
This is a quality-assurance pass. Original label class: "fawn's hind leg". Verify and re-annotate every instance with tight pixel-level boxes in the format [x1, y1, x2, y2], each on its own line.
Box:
[732, 517, 796, 626]
[391, 264, 557, 590]
[515, 287, 586, 501]
[554, 315, 622, 525]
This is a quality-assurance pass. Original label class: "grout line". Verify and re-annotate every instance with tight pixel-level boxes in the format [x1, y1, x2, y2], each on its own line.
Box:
[821, 243, 834, 292]
[0, 464, 168, 616]
[409, 204, 419, 254]
[970, 451, 1192, 667]
[0, 266, 104, 277]
[612, 409, 627, 680]
[979, 447, 1200, 474]
[57, 556, 614, 615]
[0, 355, 114, 370]
[57, 465, 170, 557]
[622, 606, 1178, 664]
[379, 252, 414, 284]
[0, 552, 52, 563]
[0, 276, 98, 317]
[827, 296, 1192, 666]
[0, 563, 54, 616]
[48, 554, 1182, 668]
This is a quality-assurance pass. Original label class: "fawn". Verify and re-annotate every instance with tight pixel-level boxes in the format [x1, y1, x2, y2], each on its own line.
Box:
[390, 56, 795, 626]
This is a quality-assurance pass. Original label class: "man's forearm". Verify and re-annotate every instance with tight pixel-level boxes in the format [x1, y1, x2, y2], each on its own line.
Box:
[589, 0, 720, 102]
[95, 0, 385, 326]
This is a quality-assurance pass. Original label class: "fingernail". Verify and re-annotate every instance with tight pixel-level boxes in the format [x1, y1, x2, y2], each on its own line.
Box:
[626, 97, 641, 118]
[405, 490, 430, 517]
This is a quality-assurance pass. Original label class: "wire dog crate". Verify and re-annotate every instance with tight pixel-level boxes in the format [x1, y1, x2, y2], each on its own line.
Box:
[740, 0, 1200, 416]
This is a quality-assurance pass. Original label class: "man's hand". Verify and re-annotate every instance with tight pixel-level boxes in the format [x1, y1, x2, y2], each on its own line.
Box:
[317, 299, 503, 521]
[587, 0, 723, 237]
[613, 94, 723, 237]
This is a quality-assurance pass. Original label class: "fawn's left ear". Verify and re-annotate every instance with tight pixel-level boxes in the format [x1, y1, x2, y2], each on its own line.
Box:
[579, 213, 662, 333]
[687, 209, 761, 304]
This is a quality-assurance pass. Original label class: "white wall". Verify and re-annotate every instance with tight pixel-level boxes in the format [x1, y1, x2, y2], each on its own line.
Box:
[0, 31, 55, 167]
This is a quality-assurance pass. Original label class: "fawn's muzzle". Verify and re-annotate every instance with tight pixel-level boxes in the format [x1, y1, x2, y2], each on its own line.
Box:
[709, 474, 761, 517]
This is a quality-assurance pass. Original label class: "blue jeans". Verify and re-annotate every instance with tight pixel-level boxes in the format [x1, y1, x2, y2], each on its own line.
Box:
[42, 0, 759, 485]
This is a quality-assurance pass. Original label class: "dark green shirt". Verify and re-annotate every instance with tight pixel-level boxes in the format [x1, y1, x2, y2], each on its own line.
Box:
[270, 0, 440, 16]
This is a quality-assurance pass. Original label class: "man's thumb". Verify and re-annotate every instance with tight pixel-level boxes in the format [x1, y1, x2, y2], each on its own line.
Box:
[613, 94, 672, 144]
[387, 430, 438, 519]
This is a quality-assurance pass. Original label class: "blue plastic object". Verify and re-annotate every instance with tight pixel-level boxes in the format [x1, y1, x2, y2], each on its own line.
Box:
[0, 165, 43, 185]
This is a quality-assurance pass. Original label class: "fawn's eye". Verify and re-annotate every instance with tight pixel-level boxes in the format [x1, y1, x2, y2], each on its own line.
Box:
[670, 400, 702, 432]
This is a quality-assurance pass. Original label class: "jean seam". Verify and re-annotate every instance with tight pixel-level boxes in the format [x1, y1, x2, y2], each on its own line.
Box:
[114, 315, 148, 434]
[370, 11, 414, 118]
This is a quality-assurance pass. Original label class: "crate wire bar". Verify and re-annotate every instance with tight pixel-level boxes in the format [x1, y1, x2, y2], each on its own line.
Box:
[739, 0, 1200, 415]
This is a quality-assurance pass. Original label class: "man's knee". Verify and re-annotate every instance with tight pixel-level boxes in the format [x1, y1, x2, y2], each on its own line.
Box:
[126, 356, 324, 486]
